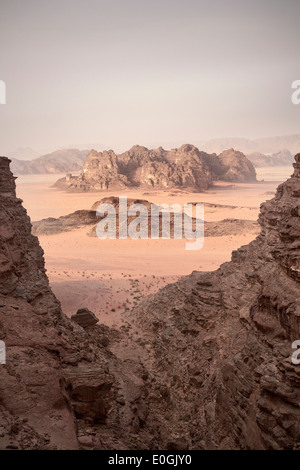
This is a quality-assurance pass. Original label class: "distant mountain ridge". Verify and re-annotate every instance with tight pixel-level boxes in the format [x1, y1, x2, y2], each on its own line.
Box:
[10, 149, 90, 175]
[202, 134, 300, 155]
[6, 134, 300, 175]
[7, 147, 40, 161]
[246, 149, 294, 168]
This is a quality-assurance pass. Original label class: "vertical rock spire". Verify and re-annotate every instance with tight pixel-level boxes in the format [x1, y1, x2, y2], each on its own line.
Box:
[0, 157, 16, 197]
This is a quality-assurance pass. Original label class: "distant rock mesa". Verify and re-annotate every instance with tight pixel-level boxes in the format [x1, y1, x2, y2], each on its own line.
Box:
[54, 145, 256, 192]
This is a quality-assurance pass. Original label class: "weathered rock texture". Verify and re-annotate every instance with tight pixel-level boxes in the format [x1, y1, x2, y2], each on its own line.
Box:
[0, 157, 164, 450]
[71, 308, 99, 328]
[0, 155, 299, 450]
[54, 145, 256, 192]
[129, 154, 300, 449]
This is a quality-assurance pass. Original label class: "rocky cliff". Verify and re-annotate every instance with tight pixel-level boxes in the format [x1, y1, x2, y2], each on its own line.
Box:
[54, 145, 256, 192]
[129, 154, 300, 449]
[0, 155, 299, 450]
[0, 157, 162, 450]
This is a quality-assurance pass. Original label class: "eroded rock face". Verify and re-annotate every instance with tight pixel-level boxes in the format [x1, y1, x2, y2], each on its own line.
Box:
[213, 148, 257, 182]
[0, 155, 299, 450]
[54, 145, 256, 192]
[0, 158, 78, 449]
[0, 158, 59, 313]
[259, 154, 300, 283]
[71, 308, 99, 328]
[129, 154, 300, 449]
[0, 157, 161, 450]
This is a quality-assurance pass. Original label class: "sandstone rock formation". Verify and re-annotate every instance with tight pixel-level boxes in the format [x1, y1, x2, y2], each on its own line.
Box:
[213, 148, 257, 182]
[54, 145, 256, 192]
[128, 154, 300, 449]
[71, 308, 99, 328]
[0, 157, 162, 450]
[0, 155, 299, 450]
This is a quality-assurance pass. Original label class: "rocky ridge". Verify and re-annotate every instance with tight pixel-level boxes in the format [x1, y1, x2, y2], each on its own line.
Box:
[10, 149, 89, 175]
[0, 157, 164, 450]
[246, 149, 294, 168]
[54, 145, 256, 192]
[128, 154, 300, 449]
[203, 135, 300, 155]
[0, 155, 299, 449]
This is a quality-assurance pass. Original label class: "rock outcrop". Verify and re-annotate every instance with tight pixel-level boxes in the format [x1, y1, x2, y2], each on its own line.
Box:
[0, 154, 299, 450]
[71, 308, 99, 328]
[0, 158, 59, 312]
[54, 145, 256, 192]
[212, 148, 257, 182]
[128, 154, 300, 449]
[0, 157, 162, 450]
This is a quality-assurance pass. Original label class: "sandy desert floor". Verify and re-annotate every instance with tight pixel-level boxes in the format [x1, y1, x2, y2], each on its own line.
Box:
[15, 166, 293, 328]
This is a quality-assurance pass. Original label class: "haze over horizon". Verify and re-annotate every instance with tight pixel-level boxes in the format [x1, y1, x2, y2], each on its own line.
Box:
[0, 0, 300, 155]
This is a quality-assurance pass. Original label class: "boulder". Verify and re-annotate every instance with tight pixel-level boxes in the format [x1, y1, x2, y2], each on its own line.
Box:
[71, 308, 99, 328]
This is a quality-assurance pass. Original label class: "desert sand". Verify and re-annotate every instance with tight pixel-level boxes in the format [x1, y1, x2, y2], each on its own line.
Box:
[15, 166, 293, 328]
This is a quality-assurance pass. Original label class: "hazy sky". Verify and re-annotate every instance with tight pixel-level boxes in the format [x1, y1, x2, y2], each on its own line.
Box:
[0, 0, 299, 154]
